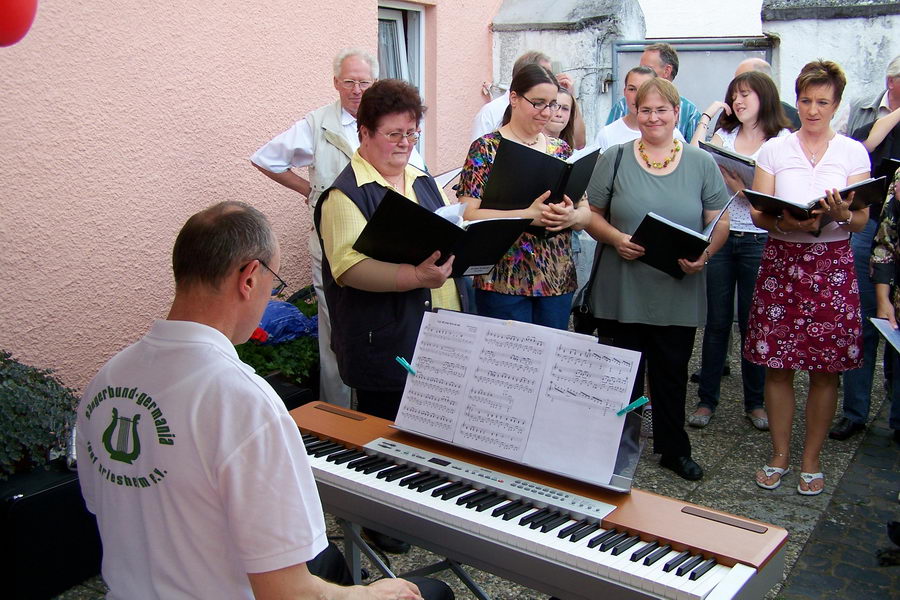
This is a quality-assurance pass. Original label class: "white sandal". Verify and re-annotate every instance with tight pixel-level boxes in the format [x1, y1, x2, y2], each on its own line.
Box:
[797, 472, 825, 496]
[756, 465, 790, 490]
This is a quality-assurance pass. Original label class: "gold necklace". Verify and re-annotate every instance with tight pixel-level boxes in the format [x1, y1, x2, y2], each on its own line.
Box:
[638, 139, 680, 169]
[508, 125, 541, 146]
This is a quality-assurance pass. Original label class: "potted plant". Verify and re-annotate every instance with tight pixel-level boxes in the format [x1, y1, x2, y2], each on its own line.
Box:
[0, 349, 78, 479]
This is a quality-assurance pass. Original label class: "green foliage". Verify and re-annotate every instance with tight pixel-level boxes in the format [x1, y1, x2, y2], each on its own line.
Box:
[235, 289, 320, 385]
[0, 350, 79, 479]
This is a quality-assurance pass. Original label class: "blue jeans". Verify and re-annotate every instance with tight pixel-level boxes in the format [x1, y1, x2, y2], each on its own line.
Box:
[841, 218, 880, 425]
[697, 231, 766, 412]
[474, 289, 574, 330]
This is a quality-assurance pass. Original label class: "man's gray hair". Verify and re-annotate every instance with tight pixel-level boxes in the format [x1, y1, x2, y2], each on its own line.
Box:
[887, 55, 900, 79]
[333, 48, 379, 79]
[645, 42, 679, 79]
[172, 201, 276, 290]
[512, 50, 551, 79]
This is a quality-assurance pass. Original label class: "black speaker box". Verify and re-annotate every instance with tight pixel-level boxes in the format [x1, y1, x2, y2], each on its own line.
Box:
[1, 460, 102, 599]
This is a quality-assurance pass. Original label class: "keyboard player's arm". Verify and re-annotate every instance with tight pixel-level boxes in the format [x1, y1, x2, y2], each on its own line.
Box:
[248, 562, 425, 600]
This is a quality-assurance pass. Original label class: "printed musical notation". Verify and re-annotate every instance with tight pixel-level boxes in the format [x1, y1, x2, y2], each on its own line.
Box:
[394, 310, 642, 487]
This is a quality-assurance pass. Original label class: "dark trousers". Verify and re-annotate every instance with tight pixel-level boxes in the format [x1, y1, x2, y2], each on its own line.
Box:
[310, 542, 454, 600]
[596, 319, 696, 457]
[356, 389, 404, 421]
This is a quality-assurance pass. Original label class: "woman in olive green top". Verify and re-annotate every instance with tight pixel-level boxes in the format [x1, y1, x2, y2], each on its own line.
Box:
[586, 78, 731, 481]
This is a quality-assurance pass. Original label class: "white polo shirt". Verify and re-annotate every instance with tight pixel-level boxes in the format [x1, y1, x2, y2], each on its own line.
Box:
[77, 319, 327, 600]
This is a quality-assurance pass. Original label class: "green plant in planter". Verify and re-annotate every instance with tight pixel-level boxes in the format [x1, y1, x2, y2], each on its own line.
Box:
[0, 350, 79, 479]
[235, 287, 320, 386]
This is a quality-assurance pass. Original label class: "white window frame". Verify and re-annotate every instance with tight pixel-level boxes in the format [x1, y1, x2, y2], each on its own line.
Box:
[378, 2, 426, 150]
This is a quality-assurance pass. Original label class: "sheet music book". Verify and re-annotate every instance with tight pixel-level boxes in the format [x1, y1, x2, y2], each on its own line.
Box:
[480, 138, 602, 209]
[629, 194, 736, 280]
[698, 140, 756, 190]
[743, 177, 886, 222]
[393, 310, 641, 489]
[871, 318, 900, 354]
[352, 190, 530, 277]
[875, 158, 900, 192]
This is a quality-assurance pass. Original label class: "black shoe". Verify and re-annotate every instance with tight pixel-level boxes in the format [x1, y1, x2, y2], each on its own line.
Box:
[722, 364, 731, 376]
[362, 528, 410, 554]
[893, 429, 900, 444]
[659, 455, 703, 481]
[689, 369, 700, 383]
[828, 417, 865, 441]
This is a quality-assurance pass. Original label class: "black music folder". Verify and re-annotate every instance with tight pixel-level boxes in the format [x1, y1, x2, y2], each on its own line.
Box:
[352, 189, 530, 277]
[743, 176, 886, 222]
[630, 195, 735, 280]
[480, 138, 601, 209]
[698, 140, 756, 189]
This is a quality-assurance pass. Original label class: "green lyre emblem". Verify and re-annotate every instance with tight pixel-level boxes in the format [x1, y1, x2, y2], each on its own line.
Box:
[102, 407, 142, 464]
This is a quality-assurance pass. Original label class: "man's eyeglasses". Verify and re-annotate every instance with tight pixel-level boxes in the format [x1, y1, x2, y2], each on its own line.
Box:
[339, 79, 374, 90]
[241, 259, 287, 296]
[637, 107, 673, 117]
[521, 96, 560, 112]
[378, 130, 421, 144]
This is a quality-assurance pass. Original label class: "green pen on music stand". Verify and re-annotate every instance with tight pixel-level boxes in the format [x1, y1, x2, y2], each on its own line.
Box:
[617, 395, 649, 417]
[395, 356, 417, 376]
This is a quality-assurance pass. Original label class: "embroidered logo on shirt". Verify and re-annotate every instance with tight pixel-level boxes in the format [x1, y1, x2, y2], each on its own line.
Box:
[101, 407, 141, 464]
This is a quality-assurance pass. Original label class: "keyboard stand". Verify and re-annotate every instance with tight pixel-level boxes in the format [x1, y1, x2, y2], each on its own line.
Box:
[338, 518, 492, 600]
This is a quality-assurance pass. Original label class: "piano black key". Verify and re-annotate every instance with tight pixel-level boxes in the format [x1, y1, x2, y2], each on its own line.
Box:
[599, 531, 629, 552]
[474, 495, 506, 512]
[519, 507, 550, 527]
[491, 500, 522, 518]
[439, 484, 472, 500]
[301, 433, 318, 444]
[662, 550, 691, 573]
[644, 544, 672, 566]
[346, 455, 378, 469]
[630, 540, 659, 562]
[376, 464, 409, 479]
[569, 522, 601, 543]
[431, 481, 465, 497]
[416, 476, 448, 493]
[558, 519, 589, 539]
[332, 450, 366, 465]
[502, 503, 534, 521]
[327, 449, 360, 463]
[361, 459, 395, 475]
[464, 491, 495, 508]
[305, 439, 336, 453]
[588, 529, 619, 548]
[689, 558, 717, 581]
[675, 554, 704, 577]
[399, 472, 432, 488]
[312, 444, 346, 458]
[540, 514, 571, 533]
[457, 489, 490, 506]
[412, 474, 444, 491]
[350, 456, 385, 471]
[610, 535, 641, 556]
[529, 511, 561, 530]
[384, 466, 418, 482]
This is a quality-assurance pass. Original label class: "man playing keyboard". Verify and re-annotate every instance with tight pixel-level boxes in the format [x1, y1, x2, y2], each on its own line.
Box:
[76, 201, 451, 600]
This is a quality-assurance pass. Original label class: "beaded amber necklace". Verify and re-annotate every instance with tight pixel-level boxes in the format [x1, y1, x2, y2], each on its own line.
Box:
[638, 139, 681, 169]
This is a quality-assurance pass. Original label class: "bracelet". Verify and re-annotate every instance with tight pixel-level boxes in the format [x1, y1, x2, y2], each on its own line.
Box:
[837, 212, 854, 227]
[774, 215, 788, 235]
[702, 112, 713, 121]
[704, 249, 711, 265]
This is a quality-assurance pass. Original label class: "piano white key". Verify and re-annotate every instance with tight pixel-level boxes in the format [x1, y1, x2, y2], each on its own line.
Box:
[678, 563, 730, 600]
[704, 562, 756, 600]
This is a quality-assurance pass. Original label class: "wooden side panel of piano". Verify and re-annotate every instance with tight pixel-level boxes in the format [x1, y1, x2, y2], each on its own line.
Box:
[292, 402, 788, 596]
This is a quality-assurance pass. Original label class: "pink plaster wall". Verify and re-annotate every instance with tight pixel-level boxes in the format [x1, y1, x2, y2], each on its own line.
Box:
[0, 0, 502, 391]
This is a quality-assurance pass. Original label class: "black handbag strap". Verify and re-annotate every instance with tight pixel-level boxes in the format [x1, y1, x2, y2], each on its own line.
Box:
[579, 144, 625, 310]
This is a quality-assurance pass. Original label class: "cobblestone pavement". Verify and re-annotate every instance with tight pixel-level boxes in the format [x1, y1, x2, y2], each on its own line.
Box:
[55, 330, 899, 599]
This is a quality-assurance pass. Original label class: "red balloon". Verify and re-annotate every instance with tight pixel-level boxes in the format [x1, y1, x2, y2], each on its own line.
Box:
[0, 0, 38, 47]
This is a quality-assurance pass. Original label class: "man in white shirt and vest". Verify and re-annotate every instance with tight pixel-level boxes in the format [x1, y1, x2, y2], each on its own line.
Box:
[251, 48, 425, 410]
[76, 201, 450, 600]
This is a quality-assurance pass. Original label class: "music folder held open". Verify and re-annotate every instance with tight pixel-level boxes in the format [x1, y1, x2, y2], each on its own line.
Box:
[392, 310, 643, 492]
[352, 189, 531, 277]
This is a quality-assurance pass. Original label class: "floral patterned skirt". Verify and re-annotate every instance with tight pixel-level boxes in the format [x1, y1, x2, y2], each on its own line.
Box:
[743, 238, 862, 372]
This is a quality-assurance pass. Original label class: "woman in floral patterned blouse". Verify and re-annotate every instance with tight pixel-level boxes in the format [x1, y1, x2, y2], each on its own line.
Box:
[870, 169, 900, 442]
[457, 64, 591, 329]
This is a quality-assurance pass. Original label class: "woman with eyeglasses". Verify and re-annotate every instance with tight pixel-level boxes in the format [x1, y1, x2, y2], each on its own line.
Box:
[584, 78, 732, 481]
[315, 79, 468, 421]
[457, 64, 591, 329]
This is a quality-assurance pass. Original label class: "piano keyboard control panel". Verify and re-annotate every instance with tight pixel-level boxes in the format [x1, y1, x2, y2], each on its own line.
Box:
[365, 437, 618, 522]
